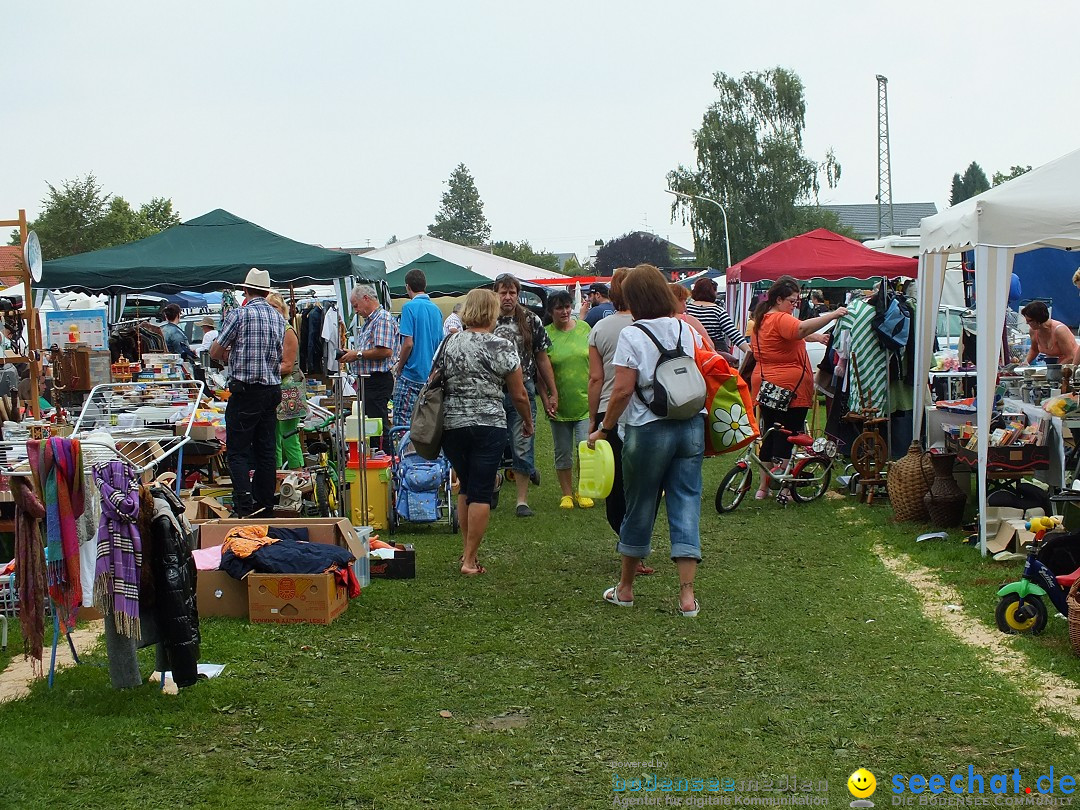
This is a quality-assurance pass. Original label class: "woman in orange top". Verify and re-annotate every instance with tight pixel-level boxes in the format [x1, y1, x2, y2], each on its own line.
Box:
[750, 276, 846, 499]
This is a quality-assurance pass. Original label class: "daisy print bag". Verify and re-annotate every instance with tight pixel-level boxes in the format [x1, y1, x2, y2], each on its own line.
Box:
[694, 340, 759, 456]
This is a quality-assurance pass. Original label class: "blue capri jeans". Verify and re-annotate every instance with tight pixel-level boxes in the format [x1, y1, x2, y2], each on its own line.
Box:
[617, 414, 705, 562]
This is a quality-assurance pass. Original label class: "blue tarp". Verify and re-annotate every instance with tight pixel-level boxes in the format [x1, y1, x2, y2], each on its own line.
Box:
[1011, 248, 1080, 328]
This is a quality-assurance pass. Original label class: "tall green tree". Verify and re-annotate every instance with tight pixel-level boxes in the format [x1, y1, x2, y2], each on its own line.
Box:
[667, 67, 842, 266]
[491, 239, 561, 272]
[594, 232, 671, 276]
[428, 163, 491, 246]
[10, 174, 181, 259]
[949, 162, 991, 206]
[992, 164, 1032, 186]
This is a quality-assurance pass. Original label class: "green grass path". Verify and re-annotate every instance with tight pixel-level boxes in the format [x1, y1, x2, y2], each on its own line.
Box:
[1, 421, 1078, 808]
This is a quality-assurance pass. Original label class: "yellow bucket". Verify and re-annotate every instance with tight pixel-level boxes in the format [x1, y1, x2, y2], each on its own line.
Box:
[577, 439, 614, 499]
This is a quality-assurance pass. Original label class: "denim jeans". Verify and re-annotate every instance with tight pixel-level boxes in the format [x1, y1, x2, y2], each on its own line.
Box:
[503, 378, 537, 475]
[225, 381, 281, 516]
[618, 415, 705, 561]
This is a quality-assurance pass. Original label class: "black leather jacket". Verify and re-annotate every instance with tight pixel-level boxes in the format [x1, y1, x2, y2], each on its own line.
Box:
[147, 484, 201, 687]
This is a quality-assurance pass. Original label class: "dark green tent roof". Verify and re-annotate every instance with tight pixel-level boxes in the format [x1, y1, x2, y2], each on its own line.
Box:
[39, 209, 384, 294]
[384, 253, 491, 297]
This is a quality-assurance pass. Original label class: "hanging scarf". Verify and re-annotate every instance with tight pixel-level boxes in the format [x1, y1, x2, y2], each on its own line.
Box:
[26, 438, 84, 634]
[10, 476, 47, 672]
[93, 461, 143, 639]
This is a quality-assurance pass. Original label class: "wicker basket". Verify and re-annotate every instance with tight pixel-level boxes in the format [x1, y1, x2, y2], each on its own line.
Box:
[887, 442, 934, 522]
[1068, 581, 1080, 657]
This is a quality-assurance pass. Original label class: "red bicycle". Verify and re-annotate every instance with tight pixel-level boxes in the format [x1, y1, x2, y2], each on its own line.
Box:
[715, 423, 839, 512]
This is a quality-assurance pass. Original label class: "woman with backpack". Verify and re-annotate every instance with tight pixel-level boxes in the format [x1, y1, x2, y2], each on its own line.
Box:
[749, 276, 846, 500]
[587, 264, 706, 618]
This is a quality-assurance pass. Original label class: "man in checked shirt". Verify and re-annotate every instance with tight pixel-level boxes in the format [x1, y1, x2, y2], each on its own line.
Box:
[210, 268, 285, 518]
[340, 284, 400, 453]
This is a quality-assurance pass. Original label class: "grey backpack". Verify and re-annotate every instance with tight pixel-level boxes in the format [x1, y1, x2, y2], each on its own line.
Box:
[633, 322, 706, 420]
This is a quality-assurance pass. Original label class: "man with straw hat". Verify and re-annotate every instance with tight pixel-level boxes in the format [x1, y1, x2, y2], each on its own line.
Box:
[210, 268, 285, 517]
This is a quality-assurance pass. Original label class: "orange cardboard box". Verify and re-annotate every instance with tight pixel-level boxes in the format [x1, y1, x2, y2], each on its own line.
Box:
[247, 572, 347, 625]
[195, 518, 361, 622]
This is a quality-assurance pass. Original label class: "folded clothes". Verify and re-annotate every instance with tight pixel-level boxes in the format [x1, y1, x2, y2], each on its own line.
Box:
[221, 537, 352, 581]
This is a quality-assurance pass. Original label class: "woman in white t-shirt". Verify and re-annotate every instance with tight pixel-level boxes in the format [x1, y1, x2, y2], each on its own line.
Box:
[587, 264, 704, 618]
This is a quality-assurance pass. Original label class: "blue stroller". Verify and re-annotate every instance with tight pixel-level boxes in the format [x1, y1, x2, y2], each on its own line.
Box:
[388, 427, 458, 534]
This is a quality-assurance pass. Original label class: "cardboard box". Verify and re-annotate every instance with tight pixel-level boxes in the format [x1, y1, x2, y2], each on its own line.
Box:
[196, 570, 249, 618]
[184, 496, 232, 523]
[370, 543, 415, 579]
[247, 573, 347, 625]
[176, 422, 219, 441]
[195, 518, 363, 621]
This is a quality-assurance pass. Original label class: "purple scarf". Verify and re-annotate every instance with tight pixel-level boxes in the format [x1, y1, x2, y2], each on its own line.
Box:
[93, 461, 143, 639]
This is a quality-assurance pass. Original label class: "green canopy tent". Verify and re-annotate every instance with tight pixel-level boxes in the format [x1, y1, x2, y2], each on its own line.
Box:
[38, 208, 386, 323]
[40, 209, 384, 293]
[384, 253, 491, 297]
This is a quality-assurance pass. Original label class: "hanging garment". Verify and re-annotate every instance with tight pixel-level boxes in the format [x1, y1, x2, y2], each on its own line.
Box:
[93, 461, 143, 639]
[78, 475, 102, 608]
[322, 303, 342, 373]
[305, 303, 326, 374]
[836, 298, 888, 413]
[146, 485, 200, 688]
[27, 438, 84, 634]
[10, 476, 47, 670]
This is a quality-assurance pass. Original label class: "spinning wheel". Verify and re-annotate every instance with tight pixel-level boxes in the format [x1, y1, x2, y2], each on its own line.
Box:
[851, 431, 888, 479]
[845, 407, 888, 504]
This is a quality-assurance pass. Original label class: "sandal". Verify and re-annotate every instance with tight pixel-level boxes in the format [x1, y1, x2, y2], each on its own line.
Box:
[635, 562, 655, 576]
[603, 585, 634, 608]
[679, 599, 700, 618]
[461, 564, 487, 576]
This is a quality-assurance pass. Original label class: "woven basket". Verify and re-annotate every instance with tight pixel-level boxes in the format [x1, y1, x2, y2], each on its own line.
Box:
[1068, 581, 1080, 657]
[887, 442, 934, 522]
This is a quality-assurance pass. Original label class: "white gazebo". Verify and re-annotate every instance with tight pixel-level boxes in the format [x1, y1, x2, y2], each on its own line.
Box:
[914, 147, 1080, 554]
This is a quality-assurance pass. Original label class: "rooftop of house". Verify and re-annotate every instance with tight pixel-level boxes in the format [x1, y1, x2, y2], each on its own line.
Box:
[820, 202, 938, 240]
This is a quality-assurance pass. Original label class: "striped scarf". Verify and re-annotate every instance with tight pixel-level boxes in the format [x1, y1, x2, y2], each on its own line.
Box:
[27, 438, 84, 635]
[93, 461, 143, 640]
[10, 476, 47, 672]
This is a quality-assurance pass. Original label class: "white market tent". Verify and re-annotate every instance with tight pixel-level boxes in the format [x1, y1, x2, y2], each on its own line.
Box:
[360, 235, 567, 282]
[914, 147, 1080, 555]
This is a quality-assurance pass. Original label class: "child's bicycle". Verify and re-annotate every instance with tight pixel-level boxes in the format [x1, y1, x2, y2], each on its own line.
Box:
[714, 423, 839, 513]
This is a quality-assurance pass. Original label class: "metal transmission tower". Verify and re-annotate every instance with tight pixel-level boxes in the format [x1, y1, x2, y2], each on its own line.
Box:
[876, 74, 894, 238]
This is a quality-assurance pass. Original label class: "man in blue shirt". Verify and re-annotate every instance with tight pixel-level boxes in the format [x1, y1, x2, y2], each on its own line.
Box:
[392, 268, 445, 429]
[584, 283, 614, 327]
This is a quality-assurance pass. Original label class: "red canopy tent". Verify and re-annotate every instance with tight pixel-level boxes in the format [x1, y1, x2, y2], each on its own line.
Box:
[727, 229, 918, 283]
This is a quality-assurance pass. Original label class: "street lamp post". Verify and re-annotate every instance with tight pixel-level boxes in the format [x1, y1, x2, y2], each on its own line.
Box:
[665, 189, 732, 269]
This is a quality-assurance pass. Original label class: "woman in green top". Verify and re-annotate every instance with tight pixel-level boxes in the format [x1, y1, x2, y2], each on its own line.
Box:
[542, 291, 594, 509]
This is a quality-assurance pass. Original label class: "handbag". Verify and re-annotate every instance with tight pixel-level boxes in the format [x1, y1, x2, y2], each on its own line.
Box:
[277, 368, 307, 420]
[695, 341, 758, 455]
[754, 314, 806, 414]
[410, 335, 453, 461]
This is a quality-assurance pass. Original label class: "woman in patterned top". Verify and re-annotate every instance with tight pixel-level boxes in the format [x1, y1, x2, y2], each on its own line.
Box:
[542, 291, 594, 510]
[440, 289, 534, 576]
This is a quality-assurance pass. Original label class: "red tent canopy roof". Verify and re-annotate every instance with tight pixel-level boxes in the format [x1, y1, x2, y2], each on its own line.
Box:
[727, 229, 918, 283]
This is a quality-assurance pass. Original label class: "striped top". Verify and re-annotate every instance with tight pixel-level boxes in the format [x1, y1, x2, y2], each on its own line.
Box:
[685, 302, 748, 351]
[836, 298, 887, 413]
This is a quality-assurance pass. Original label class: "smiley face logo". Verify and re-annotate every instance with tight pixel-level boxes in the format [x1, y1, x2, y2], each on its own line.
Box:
[847, 768, 876, 798]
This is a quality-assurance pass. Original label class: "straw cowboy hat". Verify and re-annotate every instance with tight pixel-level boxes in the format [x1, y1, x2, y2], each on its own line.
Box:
[198, 316, 216, 329]
[242, 268, 272, 291]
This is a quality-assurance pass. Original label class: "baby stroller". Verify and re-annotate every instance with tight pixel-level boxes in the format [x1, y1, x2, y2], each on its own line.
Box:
[388, 426, 458, 534]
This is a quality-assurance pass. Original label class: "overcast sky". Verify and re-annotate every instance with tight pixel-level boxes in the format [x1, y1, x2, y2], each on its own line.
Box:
[4, 1, 1077, 263]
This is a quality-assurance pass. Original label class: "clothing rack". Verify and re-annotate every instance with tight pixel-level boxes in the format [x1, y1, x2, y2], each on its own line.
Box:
[0, 380, 205, 481]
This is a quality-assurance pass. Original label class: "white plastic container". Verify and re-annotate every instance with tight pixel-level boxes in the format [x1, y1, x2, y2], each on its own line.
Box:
[352, 526, 372, 588]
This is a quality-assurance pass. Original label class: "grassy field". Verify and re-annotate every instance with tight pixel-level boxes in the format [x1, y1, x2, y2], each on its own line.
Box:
[1, 421, 1078, 809]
